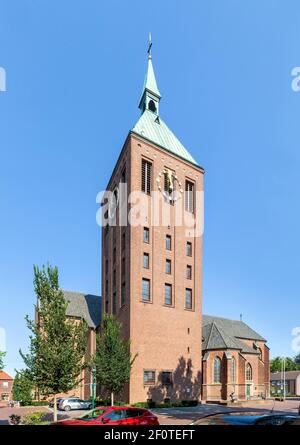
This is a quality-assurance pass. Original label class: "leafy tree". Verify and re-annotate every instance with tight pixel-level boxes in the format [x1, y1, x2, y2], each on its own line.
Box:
[294, 354, 300, 370]
[93, 314, 136, 405]
[20, 265, 88, 421]
[12, 369, 34, 405]
[271, 356, 298, 372]
[0, 351, 5, 371]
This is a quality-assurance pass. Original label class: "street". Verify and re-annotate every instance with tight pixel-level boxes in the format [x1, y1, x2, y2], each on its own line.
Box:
[0, 399, 299, 425]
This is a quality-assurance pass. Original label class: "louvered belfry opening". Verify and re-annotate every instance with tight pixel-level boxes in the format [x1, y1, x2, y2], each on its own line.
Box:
[185, 180, 194, 213]
[141, 159, 152, 194]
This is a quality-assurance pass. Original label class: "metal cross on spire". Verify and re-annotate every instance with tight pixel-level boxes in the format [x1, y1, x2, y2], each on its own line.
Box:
[148, 32, 152, 59]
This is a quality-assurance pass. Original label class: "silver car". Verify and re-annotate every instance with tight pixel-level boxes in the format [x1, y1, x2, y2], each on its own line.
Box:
[58, 397, 92, 411]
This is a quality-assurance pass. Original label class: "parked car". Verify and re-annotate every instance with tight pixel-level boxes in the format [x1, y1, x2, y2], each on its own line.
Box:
[58, 397, 92, 411]
[49, 398, 64, 409]
[192, 411, 300, 426]
[55, 406, 159, 425]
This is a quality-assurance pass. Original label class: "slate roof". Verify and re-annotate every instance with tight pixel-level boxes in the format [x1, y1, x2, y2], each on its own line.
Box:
[64, 291, 102, 329]
[132, 109, 199, 167]
[202, 315, 266, 354]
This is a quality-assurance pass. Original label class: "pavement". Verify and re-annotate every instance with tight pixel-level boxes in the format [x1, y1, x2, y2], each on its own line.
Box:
[0, 399, 299, 425]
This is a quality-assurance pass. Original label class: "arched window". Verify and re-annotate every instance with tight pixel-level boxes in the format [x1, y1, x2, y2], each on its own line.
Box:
[148, 100, 157, 113]
[213, 357, 221, 383]
[246, 363, 252, 380]
[231, 357, 236, 383]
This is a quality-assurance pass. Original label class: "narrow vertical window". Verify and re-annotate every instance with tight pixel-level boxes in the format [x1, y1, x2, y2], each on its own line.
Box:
[164, 284, 172, 306]
[231, 357, 236, 383]
[246, 363, 252, 380]
[185, 180, 194, 213]
[113, 291, 117, 315]
[121, 282, 126, 306]
[165, 259, 171, 274]
[142, 159, 152, 195]
[142, 278, 150, 301]
[143, 227, 150, 243]
[185, 288, 192, 309]
[186, 265, 192, 279]
[213, 357, 221, 383]
[143, 253, 149, 269]
[166, 235, 172, 251]
[186, 241, 192, 257]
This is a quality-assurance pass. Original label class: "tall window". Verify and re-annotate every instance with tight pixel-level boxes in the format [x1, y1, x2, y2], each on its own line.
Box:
[246, 363, 252, 380]
[186, 265, 192, 279]
[186, 242, 192, 257]
[164, 284, 172, 306]
[121, 282, 126, 306]
[142, 159, 152, 195]
[143, 253, 149, 269]
[185, 288, 192, 309]
[121, 232, 126, 252]
[213, 357, 221, 383]
[166, 235, 172, 251]
[143, 227, 150, 243]
[142, 278, 150, 301]
[231, 357, 236, 383]
[112, 291, 117, 315]
[165, 259, 171, 274]
[185, 180, 194, 213]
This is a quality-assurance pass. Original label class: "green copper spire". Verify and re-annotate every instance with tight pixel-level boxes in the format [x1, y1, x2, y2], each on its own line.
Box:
[139, 33, 161, 114]
[132, 35, 200, 167]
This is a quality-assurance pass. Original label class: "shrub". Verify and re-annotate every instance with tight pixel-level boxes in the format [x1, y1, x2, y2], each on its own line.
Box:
[22, 411, 49, 425]
[9, 414, 21, 425]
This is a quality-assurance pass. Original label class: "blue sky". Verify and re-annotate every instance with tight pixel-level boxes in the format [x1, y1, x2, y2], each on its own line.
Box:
[1, 0, 300, 377]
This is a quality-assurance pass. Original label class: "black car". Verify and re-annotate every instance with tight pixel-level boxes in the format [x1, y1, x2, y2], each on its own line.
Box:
[192, 411, 300, 426]
[49, 398, 64, 409]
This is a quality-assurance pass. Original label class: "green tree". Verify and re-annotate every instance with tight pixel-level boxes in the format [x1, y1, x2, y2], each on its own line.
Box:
[294, 354, 300, 370]
[93, 314, 136, 405]
[0, 351, 5, 371]
[270, 356, 298, 373]
[20, 265, 88, 421]
[12, 369, 34, 405]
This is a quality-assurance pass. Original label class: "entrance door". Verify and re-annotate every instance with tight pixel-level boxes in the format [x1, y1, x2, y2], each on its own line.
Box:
[246, 384, 251, 399]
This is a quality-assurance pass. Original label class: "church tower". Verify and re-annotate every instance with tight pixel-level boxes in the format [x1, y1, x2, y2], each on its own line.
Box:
[102, 37, 204, 403]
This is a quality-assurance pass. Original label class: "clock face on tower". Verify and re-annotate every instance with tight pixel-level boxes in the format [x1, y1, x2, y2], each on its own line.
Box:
[108, 186, 119, 219]
[156, 169, 184, 203]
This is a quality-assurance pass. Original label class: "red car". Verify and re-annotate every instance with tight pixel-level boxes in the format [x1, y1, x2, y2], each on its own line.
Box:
[56, 406, 159, 425]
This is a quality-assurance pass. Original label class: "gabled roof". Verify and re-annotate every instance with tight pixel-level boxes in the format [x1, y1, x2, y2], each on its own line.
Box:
[202, 314, 266, 354]
[271, 371, 300, 380]
[131, 109, 199, 167]
[0, 371, 13, 380]
[64, 291, 102, 329]
[202, 315, 266, 341]
[202, 322, 242, 351]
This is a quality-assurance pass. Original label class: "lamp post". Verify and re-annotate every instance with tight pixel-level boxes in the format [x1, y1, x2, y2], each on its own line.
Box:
[91, 365, 96, 416]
